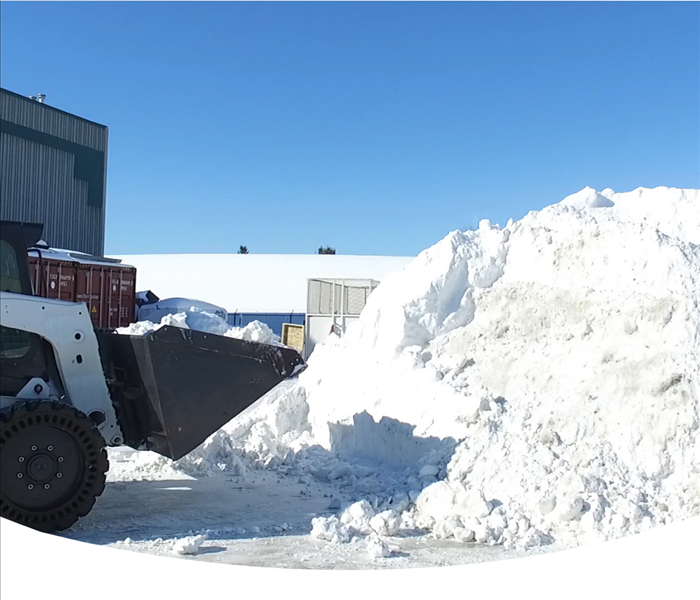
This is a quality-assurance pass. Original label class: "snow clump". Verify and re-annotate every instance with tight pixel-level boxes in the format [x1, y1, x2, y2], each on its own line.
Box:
[117, 306, 281, 346]
[173, 534, 207, 555]
[310, 500, 402, 558]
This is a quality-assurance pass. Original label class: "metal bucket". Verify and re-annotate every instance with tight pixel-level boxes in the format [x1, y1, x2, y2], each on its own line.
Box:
[97, 326, 306, 460]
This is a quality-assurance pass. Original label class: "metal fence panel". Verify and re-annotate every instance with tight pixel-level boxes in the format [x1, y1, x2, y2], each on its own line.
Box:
[304, 278, 380, 357]
[307, 278, 379, 316]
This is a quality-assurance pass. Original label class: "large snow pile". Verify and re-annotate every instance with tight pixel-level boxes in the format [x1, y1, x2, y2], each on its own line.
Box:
[118, 186, 700, 551]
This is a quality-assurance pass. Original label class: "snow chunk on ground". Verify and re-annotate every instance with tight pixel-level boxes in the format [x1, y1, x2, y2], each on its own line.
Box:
[310, 516, 352, 544]
[311, 502, 403, 560]
[365, 533, 398, 559]
[173, 534, 207, 555]
[369, 510, 402, 536]
[339, 500, 376, 535]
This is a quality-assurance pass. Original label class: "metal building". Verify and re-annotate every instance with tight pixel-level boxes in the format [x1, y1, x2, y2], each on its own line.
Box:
[0, 88, 108, 256]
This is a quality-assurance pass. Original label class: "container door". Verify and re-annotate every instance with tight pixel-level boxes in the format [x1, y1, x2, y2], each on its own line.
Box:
[123, 268, 136, 327]
[107, 268, 120, 329]
[76, 265, 102, 328]
[56, 262, 77, 302]
[27, 257, 77, 302]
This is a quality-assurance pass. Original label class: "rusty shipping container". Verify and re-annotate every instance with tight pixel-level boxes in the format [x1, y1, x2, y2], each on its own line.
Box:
[28, 248, 136, 329]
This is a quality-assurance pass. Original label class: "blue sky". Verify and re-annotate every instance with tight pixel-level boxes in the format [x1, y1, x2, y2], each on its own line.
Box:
[1, 2, 698, 256]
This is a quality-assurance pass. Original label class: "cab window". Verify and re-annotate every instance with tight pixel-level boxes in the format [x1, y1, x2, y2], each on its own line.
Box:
[0, 326, 32, 359]
[0, 239, 23, 293]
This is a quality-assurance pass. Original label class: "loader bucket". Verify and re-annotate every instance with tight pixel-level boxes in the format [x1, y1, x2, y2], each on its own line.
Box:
[96, 326, 306, 460]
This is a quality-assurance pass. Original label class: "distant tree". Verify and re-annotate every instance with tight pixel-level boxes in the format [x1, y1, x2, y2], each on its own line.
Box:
[238, 245, 249, 254]
[317, 246, 336, 255]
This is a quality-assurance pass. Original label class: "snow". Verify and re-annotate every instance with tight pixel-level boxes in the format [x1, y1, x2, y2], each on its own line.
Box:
[4, 514, 699, 596]
[113, 533, 208, 556]
[108, 253, 414, 313]
[29, 246, 133, 268]
[117, 307, 282, 346]
[70, 186, 700, 567]
[562, 186, 700, 244]
[173, 534, 207, 555]
[291, 186, 699, 549]
[137, 297, 228, 322]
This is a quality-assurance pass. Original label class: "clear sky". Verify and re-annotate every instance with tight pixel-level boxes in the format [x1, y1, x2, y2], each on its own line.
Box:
[1, 2, 698, 256]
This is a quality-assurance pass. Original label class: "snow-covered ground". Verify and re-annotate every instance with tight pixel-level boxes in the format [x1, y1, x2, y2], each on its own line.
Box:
[62, 444, 556, 569]
[59, 186, 699, 569]
[5, 514, 698, 599]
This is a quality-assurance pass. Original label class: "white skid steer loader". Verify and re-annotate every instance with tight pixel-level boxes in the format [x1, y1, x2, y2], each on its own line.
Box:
[0, 220, 305, 532]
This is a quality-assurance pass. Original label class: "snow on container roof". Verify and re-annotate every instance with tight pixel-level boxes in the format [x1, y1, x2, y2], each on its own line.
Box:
[30, 246, 133, 268]
[107, 253, 415, 313]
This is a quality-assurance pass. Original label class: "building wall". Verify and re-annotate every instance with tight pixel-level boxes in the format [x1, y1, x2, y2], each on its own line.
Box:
[228, 312, 306, 337]
[110, 253, 415, 313]
[0, 88, 108, 256]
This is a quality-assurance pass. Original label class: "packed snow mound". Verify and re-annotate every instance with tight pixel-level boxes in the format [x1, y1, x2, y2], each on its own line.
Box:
[560, 186, 615, 209]
[267, 186, 700, 546]
[116, 186, 700, 551]
[117, 307, 281, 346]
[560, 186, 700, 245]
[346, 185, 700, 358]
[311, 186, 698, 547]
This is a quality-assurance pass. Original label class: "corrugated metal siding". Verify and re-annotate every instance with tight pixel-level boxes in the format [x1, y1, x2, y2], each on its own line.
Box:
[0, 133, 105, 255]
[0, 89, 107, 256]
[0, 91, 106, 151]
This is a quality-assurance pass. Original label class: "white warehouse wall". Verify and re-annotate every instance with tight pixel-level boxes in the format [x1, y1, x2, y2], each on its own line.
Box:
[109, 253, 415, 313]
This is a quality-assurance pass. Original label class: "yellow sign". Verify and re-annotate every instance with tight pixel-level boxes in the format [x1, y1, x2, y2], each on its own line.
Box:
[282, 323, 305, 352]
[91, 306, 97, 313]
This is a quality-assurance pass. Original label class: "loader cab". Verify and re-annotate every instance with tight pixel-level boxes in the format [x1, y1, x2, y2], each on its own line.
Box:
[0, 220, 43, 296]
[0, 220, 55, 397]
[1, 219, 112, 533]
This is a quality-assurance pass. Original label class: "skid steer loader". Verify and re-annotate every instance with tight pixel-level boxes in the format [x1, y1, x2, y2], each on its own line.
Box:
[0, 220, 306, 533]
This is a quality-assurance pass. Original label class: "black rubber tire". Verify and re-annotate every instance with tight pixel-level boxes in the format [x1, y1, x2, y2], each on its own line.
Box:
[0, 400, 109, 532]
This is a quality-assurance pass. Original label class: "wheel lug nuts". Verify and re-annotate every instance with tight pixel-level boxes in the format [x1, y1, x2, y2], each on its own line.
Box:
[31, 445, 37, 451]
[47, 446, 53, 451]
[18, 456, 25, 463]
[57, 457, 64, 462]
[44, 484, 50, 490]
[16, 473, 23, 478]
[27, 484, 34, 490]
[56, 473, 63, 478]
